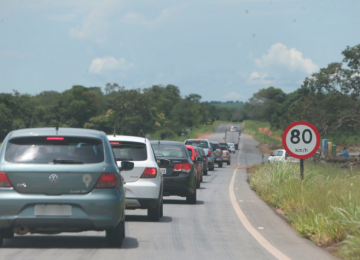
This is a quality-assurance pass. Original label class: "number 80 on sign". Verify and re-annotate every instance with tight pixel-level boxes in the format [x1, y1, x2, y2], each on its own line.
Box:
[282, 121, 320, 159]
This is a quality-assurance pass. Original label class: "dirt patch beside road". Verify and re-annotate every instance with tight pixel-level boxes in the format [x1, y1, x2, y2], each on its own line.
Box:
[197, 133, 211, 139]
[258, 127, 282, 141]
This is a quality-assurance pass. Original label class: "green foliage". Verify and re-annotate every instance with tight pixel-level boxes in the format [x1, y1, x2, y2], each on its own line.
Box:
[250, 162, 360, 258]
[242, 120, 282, 145]
[213, 102, 245, 109]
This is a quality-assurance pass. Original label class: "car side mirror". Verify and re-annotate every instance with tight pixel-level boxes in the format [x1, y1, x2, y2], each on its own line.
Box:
[157, 159, 170, 167]
[120, 161, 134, 171]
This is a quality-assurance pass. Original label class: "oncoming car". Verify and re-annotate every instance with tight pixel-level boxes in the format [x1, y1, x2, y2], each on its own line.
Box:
[107, 135, 164, 221]
[0, 128, 133, 248]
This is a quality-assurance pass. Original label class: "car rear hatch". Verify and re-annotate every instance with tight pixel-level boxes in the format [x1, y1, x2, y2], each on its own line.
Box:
[3, 136, 105, 195]
[110, 141, 148, 183]
[158, 158, 191, 177]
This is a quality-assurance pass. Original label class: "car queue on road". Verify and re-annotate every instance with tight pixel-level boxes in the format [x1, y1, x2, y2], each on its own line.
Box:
[0, 127, 238, 248]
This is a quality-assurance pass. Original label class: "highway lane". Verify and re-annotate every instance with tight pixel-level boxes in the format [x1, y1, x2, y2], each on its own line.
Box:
[0, 124, 335, 260]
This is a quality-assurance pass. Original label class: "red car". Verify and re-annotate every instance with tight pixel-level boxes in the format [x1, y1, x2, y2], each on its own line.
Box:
[186, 145, 203, 188]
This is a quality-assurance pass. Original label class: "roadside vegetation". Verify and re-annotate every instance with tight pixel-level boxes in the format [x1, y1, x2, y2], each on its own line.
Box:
[238, 43, 360, 146]
[250, 162, 360, 259]
[241, 120, 282, 145]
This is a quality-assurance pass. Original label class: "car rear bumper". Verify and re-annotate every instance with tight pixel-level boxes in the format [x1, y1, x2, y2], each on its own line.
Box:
[163, 174, 195, 197]
[222, 157, 230, 162]
[125, 178, 161, 201]
[0, 188, 125, 231]
[215, 157, 223, 162]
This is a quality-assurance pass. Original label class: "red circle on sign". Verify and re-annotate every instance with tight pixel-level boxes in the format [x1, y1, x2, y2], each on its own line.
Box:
[282, 121, 320, 159]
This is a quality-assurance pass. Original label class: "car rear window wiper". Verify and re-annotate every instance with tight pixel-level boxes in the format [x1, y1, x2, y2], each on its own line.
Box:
[53, 159, 84, 164]
[115, 158, 133, 161]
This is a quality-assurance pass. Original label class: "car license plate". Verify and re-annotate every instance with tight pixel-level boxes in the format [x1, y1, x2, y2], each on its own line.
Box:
[160, 168, 167, 175]
[34, 205, 72, 216]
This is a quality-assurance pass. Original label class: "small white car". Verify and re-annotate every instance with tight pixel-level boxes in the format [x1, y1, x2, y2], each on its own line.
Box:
[107, 135, 163, 221]
[268, 149, 300, 163]
[228, 143, 236, 153]
[230, 126, 238, 131]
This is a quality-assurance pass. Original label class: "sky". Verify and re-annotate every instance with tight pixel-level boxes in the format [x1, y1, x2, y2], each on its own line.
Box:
[0, 0, 359, 101]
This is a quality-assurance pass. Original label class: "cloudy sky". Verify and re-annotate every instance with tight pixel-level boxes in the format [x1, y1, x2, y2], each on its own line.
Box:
[0, 0, 359, 101]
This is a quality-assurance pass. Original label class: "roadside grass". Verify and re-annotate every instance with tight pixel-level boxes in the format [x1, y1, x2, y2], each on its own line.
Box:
[250, 162, 360, 259]
[149, 121, 232, 142]
[242, 120, 282, 145]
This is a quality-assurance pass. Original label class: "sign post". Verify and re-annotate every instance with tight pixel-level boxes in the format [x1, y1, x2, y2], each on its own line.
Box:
[282, 121, 320, 180]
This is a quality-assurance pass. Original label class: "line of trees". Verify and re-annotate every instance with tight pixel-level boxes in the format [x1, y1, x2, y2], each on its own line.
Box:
[0, 84, 239, 141]
[239, 43, 360, 143]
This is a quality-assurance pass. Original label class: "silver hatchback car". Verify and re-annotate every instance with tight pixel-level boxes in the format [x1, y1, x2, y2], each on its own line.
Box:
[0, 127, 133, 248]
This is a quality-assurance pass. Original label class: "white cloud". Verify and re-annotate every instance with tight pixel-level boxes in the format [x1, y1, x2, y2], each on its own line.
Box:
[88, 56, 134, 74]
[223, 91, 246, 100]
[255, 43, 318, 74]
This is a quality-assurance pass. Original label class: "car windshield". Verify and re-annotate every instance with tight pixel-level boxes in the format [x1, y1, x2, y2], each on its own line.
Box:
[5, 137, 104, 164]
[211, 143, 220, 149]
[110, 141, 147, 161]
[185, 140, 209, 148]
[219, 146, 228, 151]
[151, 144, 186, 158]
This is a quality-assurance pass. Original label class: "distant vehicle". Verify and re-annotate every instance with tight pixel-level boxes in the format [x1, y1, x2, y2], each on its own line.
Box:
[150, 141, 197, 204]
[220, 145, 231, 165]
[198, 148, 208, 175]
[219, 142, 229, 148]
[230, 126, 238, 131]
[228, 143, 236, 153]
[210, 141, 223, 167]
[225, 130, 240, 150]
[186, 145, 203, 188]
[0, 128, 133, 248]
[268, 149, 300, 163]
[184, 139, 215, 171]
[108, 135, 164, 222]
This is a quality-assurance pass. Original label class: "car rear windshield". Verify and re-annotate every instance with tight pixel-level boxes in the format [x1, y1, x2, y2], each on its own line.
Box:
[151, 144, 187, 158]
[110, 141, 147, 161]
[5, 137, 104, 164]
[211, 143, 220, 149]
[219, 146, 228, 150]
[184, 140, 209, 148]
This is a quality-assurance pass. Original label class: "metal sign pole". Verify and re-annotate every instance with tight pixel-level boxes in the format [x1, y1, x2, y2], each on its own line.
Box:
[300, 159, 304, 180]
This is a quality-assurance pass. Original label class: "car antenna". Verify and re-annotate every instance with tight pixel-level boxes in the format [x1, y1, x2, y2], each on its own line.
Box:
[113, 125, 116, 137]
[55, 114, 59, 134]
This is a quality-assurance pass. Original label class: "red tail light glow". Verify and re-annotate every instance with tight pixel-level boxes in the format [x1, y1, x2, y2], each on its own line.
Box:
[141, 168, 157, 178]
[46, 137, 65, 141]
[95, 173, 118, 189]
[219, 151, 221, 155]
[110, 142, 121, 145]
[173, 162, 191, 173]
[208, 151, 212, 156]
[0, 172, 12, 188]
[226, 151, 229, 155]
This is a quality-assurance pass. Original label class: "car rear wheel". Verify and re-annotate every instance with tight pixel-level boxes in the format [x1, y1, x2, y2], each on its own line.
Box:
[106, 217, 125, 248]
[218, 162, 223, 167]
[196, 179, 200, 188]
[148, 199, 162, 221]
[200, 173, 203, 182]
[3, 229, 14, 239]
[203, 169, 208, 175]
[186, 189, 197, 204]
[0, 230, 3, 247]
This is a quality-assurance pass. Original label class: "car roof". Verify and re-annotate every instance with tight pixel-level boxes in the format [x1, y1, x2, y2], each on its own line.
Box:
[150, 140, 185, 146]
[8, 127, 104, 139]
[184, 139, 209, 142]
[107, 135, 147, 143]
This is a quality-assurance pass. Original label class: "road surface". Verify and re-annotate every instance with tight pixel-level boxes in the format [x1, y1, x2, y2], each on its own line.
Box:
[0, 124, 336, 260]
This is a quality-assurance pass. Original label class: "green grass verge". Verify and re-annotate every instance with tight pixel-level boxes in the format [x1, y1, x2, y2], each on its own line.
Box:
[250, 162, 360, 259]
[149, 121, 232, 142]
[241, 120, 282, 145]
[213, 103, 245, 109]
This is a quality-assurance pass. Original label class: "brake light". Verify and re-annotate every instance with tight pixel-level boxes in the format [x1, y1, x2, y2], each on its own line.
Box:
[46, 137, 65, 141]
[226, 151, 229, 155]
[110, 142, 120, 145]
[203, 158, 206, 161]
[95, 173, 118, 189]
[219, 151, 221, 155]
[173, 162, 191, 173]
[195, 140, 199, 142]
[0, 172, 12, 188]
[141, 168, 157, 178]
[208, 151, 211, 156]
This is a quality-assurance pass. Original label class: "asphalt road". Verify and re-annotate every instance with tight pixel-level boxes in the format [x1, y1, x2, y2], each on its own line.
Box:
[0, 124, 336, 260]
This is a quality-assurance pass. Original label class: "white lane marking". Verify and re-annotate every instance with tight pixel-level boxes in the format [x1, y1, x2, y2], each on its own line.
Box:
[229, 141, 290, 260]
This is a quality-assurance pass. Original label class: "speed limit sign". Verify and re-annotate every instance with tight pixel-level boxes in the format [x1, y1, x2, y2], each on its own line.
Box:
[282, 121, 320, 159]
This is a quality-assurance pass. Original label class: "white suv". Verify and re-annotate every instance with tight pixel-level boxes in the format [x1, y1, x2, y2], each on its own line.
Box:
[107, 135, 163, 221]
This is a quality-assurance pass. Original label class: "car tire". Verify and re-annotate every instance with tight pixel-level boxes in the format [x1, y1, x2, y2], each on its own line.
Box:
[203, 169, 208, 175]
[218, 162, 223, 168]
[186, 189, 197, 204]
[0, 230, 3, 247]
[106, 217, 125, 248]
[160, 198, 163, 218]
[148, 199, 162, 222]
[3, 229, 13, 239]
[209, 166, 214, 171]
[200, 173, 203, 182]
[227, 161, 230, 165]
[196, 179, 200, 188]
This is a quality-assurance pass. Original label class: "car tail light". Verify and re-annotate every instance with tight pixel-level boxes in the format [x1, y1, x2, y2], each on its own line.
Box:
[95, 173, 118, 189]
[0, 172, 12, 188]
[173, 162, 191, 173]
[208, 151, 211, 156]
[219, 151, 221, 155]
[226, 151, 229, 155]
[203, 158, 206, 161]
[141, 168, 157, 178]
[110, 142, 120, 145]
[46, 137, 65, 141]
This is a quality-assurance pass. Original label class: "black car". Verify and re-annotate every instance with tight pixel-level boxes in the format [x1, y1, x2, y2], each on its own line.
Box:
[198, 148, 208, 175]
[219, 142, 229, 148]
[150, 141, 197, 204]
